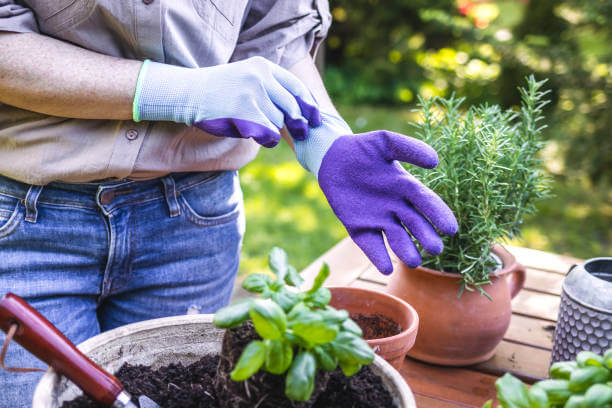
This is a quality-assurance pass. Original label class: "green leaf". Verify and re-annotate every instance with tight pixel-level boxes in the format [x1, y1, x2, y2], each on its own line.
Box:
[305, 287, 332, 308]
[494, 373, 530, 408]
[535, 380, 572, 406]
[481, 400, 492, 408]
[292, 314, 339, 345]
[213, 299, 251, 328]
[563, 395, 586, 408]
[285, 265, 304, 288]
[319, 307, 349, 324]
[285, 351, 316, 402]
[287, 302, 310, 322]
[603, 349, 612, 370]
[527, 385, 549, 408]
[242, 273, 271, 293]
[312, 344, 338, 371]
[549, 361, 577, 380]
[264, 339, 293, 375]
[330, 332, 374, 365]
[307, 263, 330, 294]
[272, 287, 300, 312]
[341, 319, 363, 337]
[576, 350, 604, 368]
[339, 359, 361, 376]
[569, 366, 610, 392]
[250, 299, 287, 340]
[230, 340, 265, 381]
[584, 383, 612, 406]
[269, 247, 289, 282]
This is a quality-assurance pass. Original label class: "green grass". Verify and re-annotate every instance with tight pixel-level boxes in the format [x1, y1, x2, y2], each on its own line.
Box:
[239, 105, 611, 274]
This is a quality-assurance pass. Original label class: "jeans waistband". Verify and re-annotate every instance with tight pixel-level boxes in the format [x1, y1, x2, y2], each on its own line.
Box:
[0, 171, 225, 213]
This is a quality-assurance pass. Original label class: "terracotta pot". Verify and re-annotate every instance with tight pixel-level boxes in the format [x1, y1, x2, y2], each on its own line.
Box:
[386, 245, 525, 366]
[328, 287, 419, 371]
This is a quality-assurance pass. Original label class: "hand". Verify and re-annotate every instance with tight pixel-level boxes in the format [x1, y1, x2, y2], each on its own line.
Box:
[133, 57, 321, 147]
[295, 113, 458, 274]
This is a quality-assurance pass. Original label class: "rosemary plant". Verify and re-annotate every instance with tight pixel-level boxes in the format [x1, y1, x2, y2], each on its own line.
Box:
[409, 76, 552, 296]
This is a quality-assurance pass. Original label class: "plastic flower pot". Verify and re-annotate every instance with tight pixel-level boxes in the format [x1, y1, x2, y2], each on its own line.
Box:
[386, 245, 526, 366]
[32, 314, 417, 407]
[328, 286, 419, 371]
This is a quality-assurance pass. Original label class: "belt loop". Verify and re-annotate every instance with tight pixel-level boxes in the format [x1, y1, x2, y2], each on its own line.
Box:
[24, 185, 43, 223]
[161, 175, 180, 218]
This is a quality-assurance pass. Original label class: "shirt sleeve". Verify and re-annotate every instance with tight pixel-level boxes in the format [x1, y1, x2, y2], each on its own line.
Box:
[231, 0, 331, 69]
[0, 0, 39, 33]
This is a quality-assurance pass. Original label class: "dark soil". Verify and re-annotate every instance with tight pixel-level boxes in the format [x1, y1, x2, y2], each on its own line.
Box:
[351, 313, 402, 339]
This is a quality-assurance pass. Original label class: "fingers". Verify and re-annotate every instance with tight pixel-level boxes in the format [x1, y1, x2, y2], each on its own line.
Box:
[269, 65, 322, 127]
[351, 230, 394, 275]
[376, 131, 439, 169]
[384, 224, 421, 268]
[265, 79, 310, 140]
[194, 118, 281, 148]
[395, 206, 444, 255]
[400, 176, 459, 236]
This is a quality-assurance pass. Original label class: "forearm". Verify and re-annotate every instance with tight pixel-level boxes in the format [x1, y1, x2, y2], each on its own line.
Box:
[0, 32, 141, 119]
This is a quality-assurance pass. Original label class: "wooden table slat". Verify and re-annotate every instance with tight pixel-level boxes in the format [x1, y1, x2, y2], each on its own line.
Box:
[511, 289, 561, 322]
[474, 340, 551, 382]
[505, 246, 580, 274]
[524, 268, 564, 296]
[414, 394, 475, 408]
[504, 314, 556, 350]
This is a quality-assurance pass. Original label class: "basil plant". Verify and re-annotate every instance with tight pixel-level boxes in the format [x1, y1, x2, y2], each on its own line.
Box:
[214, 247, 375, 402]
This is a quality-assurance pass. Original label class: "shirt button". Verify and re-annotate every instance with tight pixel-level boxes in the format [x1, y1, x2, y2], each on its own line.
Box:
[126, 129, 139, 140]
[143, 0, 153, 4]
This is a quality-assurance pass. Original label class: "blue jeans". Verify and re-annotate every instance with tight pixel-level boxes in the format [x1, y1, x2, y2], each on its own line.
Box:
[0, 171, 244, 407]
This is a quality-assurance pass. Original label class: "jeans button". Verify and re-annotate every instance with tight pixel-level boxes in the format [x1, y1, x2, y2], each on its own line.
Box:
[126, 129, 139, 140]
[143, 0, 153, 4]
[100, 191, 115, 205]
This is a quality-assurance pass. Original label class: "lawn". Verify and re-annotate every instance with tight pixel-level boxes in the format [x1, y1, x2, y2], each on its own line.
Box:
[239, 105, 612, 274]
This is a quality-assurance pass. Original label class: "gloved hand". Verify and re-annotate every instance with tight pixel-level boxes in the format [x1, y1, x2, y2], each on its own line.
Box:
[294, 113, 458, 274]
[132, 57, 321, 147]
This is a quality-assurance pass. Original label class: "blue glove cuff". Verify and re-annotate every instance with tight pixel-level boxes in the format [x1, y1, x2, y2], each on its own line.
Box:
[294, 113, 352, 178]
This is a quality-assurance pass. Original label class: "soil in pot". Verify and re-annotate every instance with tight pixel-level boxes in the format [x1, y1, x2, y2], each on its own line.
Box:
[351, 313, 402, 340]
[61, 356, 394, 408]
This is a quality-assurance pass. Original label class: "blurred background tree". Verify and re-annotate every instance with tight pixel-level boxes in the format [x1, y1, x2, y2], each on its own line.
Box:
[238, 0, 611, 274]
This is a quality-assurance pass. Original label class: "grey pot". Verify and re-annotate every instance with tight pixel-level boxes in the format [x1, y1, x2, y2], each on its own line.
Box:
[33, 314, 416, 407]
[551, 257, 612, 364]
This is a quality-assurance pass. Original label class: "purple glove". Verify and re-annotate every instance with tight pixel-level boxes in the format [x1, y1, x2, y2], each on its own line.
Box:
[294, 114, 458, 274]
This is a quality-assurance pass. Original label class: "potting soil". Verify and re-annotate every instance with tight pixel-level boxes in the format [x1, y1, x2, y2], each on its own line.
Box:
[352, 313, 402, 339]
[60, 354, 395, 408]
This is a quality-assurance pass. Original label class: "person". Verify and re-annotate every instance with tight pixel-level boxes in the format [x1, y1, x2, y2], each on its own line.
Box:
[0, 1, 458, 405]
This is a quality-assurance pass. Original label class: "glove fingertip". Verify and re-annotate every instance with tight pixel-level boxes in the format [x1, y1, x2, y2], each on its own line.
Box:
[286, 118, 308, 140]
[295, 96, 322, 127]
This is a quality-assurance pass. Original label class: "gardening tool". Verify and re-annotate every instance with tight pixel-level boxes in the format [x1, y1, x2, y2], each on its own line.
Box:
[0, 293, 160, 408]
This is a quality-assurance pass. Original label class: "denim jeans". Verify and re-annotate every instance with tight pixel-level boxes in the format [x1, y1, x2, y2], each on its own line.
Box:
[0, 171, 244, 407]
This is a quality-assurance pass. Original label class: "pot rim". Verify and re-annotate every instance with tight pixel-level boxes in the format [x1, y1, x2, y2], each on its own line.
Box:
[404, 244, 518, 279]
[328, 286, 419, 345]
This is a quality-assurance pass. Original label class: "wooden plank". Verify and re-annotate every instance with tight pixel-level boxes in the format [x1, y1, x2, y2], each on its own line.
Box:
[506, 245, 581, 274]
[511, 289, 561, 322]
[401, 358, 498, 407]
[524, 268, 564, 296]
[414, 394, 471, 407]
[300, 238, 369, 287]
[348, 278, 387, 291]
[504, 314, 556, 350]
[475, 340, 551, 382]
[360, 264, 392, 285]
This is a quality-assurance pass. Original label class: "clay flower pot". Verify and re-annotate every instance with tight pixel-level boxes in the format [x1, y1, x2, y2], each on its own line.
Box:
[328, 286, 419, 370]
[386, 245, 525, 366]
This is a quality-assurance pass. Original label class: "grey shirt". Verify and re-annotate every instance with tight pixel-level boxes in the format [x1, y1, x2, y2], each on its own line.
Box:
[0, 0, 331, 185]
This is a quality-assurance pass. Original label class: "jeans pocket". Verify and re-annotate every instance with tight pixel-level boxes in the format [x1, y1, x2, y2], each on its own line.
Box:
[178, 171, 242, 227]
[0, 193, 23, 239]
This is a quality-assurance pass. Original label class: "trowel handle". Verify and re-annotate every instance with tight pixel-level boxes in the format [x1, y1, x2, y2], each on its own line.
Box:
[0, 293, 124, 406]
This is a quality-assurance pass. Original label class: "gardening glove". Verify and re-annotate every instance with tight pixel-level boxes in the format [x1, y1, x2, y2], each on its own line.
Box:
[133, 57, 321, 147]
[294, 112, 458, 275]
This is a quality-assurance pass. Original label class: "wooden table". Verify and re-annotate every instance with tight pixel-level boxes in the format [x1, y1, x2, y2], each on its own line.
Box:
[301, 238, 582, 407]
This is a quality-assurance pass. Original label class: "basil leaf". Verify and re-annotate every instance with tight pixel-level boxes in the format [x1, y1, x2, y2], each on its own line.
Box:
[250, 299, 287, 340]
[494, 373, 530, 408]
[550, 361, 578, 380]
[341, 319, 363, 337]
[307, 263, 330, 294]
[285, 265, 304, 288]
[330, 332, 374, 365]
[527, 384, 549, 408]
[272, 287, 300, 312]
[569, 366, 610, 392]
[269, 247, 289, 282]
[285, 351, 316, 402]
[320, 307, 349, 324]
[213, 299, 251, 328]
[313, 344, 338, 371]
[264, 339, 293, 375]
[576, 350, 604, 368]
[242, 273, 271, 293]
[293, 315, 339, 345]
[230, 340, 265, 381]
[584, 384, 612, 407]
[339, 359, 361, 376]
[535, 379, 572, 406]
[305, 287, 331, 308]
[604, 349, 612, 370]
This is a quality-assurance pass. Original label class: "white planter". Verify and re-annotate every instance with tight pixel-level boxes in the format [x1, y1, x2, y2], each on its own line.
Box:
[33, 314, 416, 408]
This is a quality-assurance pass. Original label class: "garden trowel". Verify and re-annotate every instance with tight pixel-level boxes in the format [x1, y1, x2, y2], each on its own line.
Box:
[0, 293, 161, 408]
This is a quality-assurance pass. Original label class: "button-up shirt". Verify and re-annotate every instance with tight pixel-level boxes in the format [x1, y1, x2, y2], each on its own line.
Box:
[0, 0, 331, 185]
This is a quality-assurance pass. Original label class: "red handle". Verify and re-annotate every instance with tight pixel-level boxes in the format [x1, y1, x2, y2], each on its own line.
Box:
[0, 293, 123, 406]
